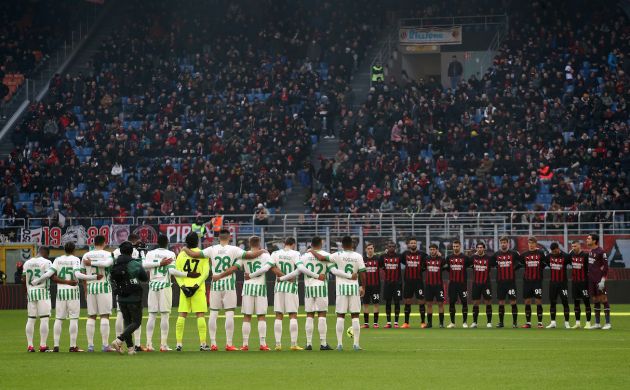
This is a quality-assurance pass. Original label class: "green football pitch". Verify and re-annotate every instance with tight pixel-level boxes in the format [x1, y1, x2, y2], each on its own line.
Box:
[1, 306, 629, 389]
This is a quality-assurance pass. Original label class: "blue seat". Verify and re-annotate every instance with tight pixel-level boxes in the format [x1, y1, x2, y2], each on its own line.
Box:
[73, 106, 82, 115]
[77, 183, 86, 192]
[18, 193, 30, 202]
[102, 191, 110, 200]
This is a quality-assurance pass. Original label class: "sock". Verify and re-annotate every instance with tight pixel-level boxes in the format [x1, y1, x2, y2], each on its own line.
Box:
[336, 318, 344, 347]
[242, 321, 251, 347]
[225, 311, 234, 346]
[133, 325, 141, 347]
[574, 301, 581, 321]
[420, 304, 426, 323]
[352, 318, 360, 346]
[472, 305, 479, 323]
[427, 312, 433, 326]
[404, 304, 411, 324]
[289, 318, 298, 346]
[386, 302, 391, 322]
[53, 319, 63, 347]
[550, 302, 557, 321]
[394, 303, 400, 323]
[499, 304, 505, 323]
[525, 304, 532, 323]
[585, 300, 592, 322]
[208, 311, 218, 345]
[318, 316, 327, 345]
[146, 313, 157, 348]
[363, 313, 369, 324]
[562, 300, 570, 322]
[462, 303, 468, 323]
[100, 318, 109, 346]
[26, 317, 36, 346]
[603, 302, 611, 324]
[86, 318, 95, 346]
[197, 316, 207, 345]
[39, 317, 49, 347]
[160, 313, 170, 347]
[374, 312, 379, 324]
[485, 304, 492, 323]
[594, 302, 601, 324]
[115, 310, 124, 336]
[258, 319, 267, 346]
[511, 304, 518, 325]
[274, 319, 282, 346]
[536, 304, 543, 323]
[69, 319, 78, 348]
[449, 303, 456, 324]
[305, 317, 314, 345]
[438, 312, 444, 326]
[175, 316, 185, 345]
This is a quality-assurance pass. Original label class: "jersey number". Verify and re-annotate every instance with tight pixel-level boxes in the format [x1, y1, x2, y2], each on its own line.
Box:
[26, 269, 41, 284]
[345, 264, 354, 274]
[214, 256, 232, 273]
[154, 265, 168, 276]
[184, 259, 200, 273]
[305, 263, 324, 275]
[279, 261, 293, 275]
[248, 261, 261, 273]
[58, 266, 75, 281]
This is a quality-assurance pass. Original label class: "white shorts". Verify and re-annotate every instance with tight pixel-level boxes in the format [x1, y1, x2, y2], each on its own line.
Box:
[27, 299, 51, 318]
[336, 295, 361, 314]
[55, 300, 80, 320]
[210, 289, 237, 311]
[148, 287, 173, 313]
[305, 297, 328, 313]
[87, 293, 112, 316]
[241, 295, 268, 316]
[274, 292, 299, 314]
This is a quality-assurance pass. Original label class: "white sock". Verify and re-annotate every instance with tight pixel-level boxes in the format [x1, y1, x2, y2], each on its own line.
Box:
[318, 316, 327, 346]
[242, 321, 251, 346]
[86, 318, 95, 346]
[274, 319, 282, 346]
[208, 311, 218, 346]
[225, 311, 235, 346]
[115, 310, 124, 336]
[336, 318, 344, 347]
[53, 319, 63, 347]
[160, 313, 170, 347]
[352, 318, 360, 347]
[100, 317, 110, 346]
[305, 317, 314, 345]
[69, 319, 78, 348]
[146, 313, 157, 348]
[26, 318, 36, 346]
[289, 318, 298, 346]
[40, 317, 49, 347]
[133, 325, 142, 346]
[258, 319, 267, 346]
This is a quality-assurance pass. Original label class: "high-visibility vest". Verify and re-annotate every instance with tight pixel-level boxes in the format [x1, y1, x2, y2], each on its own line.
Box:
[212, 216, 223, 232]
[191, 223, 206, 236]
[371, 65, 384, 82]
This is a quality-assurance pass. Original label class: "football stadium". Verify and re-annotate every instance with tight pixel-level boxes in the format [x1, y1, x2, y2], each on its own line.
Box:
[0, 0, 629, 388]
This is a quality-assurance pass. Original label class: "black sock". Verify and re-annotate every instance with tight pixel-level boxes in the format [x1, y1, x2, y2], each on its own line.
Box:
[364, 313, 369, 324]
[404, 304, 411, 324]
[525, 304, 532, 323]
[428, 312, 433, 326]
[462, 303, 468, 323]
[499, 305, 505, 323]
[374, 312, 379, 323]
[603, 302, 610, 324]
[511, 304, 518, 325]
[394, 303, 400, 323]
[550, 302, 557, 321]
[574, 301, 581, 321]
[449, 303, 456, 324]
[485, 304, 492, 323]
[562, 300, 570, 322]
[585, 300, 591, 322]
[386, 302, 392, 322]
[594, 302, 601, 324]
[473, 305, 479, 323]
[537, 304, 543, 323]
[439, 312, 444, 326]
[420, 304, 426, 323]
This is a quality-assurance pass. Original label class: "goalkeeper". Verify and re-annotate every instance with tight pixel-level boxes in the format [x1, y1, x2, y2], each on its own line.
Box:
[175, 232, 208, 351]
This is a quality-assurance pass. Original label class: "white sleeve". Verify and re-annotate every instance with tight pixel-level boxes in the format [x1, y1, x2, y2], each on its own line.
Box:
[31, 269, 55, 285]
[249, 263, 272, 278]
[143, 253, 160, 269]
[74, 270, 97, 280]
[297, 264, 319, 278]
[330, 267, 352, 279]
[279, 268, 302, 281]
[90, 255, 113, 268]
[168, 268, 188, 278]
[202, 247, 213, 258]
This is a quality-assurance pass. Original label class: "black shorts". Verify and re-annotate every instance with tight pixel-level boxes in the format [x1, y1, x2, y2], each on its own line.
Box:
[448, 282, 468, 304]
[497, 281, 517, 301]
[523, 280, 543, 299]
[362, 285, 381, 304]
[571, 281, 590, 301]
[549, 282, 569, 302]
[471, 284, 492, 301]
[403, 279, 424, 300]
[425, 285, 445, 302]
[383, 282, 402, 302]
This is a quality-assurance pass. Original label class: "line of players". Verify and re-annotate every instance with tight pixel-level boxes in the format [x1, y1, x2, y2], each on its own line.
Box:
[361, 234, 612, 330]
[21, 230, 368, 352]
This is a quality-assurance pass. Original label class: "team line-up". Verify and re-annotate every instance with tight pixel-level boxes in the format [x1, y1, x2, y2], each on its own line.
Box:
[20, 230, 612, 354]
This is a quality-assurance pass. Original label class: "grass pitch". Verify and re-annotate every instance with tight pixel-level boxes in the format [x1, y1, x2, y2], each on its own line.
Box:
[1, 305, 628, 389]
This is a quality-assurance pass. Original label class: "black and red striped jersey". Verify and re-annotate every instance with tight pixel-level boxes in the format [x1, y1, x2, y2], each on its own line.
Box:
[548, 252, 570, 283]
[446, 253, 471, 284]
[424, 256, 446, 286]
[472, 255, 491, 285]
[379, 253, 403, 283]
[401, 250, 425, 281]
[490, 250, 521, 282]
[363, 256, 381, 287]
[521, 249, 548, 281]
[569, 251, 589, 282]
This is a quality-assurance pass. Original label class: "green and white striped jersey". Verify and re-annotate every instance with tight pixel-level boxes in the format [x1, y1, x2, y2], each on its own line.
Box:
[144, 248, 177, 291]
[23, 257, 52, 302]
[270, 248, 302, 294]
[302, 250, 331, 298]
[50, 255, 80, 301]
[203, 244, 246, 291]
[329, 250, 366, 296]
[236, 253, 272, 297]
[81, 249, 113, 295]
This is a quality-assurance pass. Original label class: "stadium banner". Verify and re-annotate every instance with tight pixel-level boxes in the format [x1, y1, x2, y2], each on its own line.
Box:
[399, 26, 462, 45]
[515, 235, 630, 268]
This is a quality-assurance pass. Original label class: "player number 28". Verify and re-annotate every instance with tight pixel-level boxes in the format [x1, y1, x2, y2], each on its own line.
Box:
[213, 256, 231, 273]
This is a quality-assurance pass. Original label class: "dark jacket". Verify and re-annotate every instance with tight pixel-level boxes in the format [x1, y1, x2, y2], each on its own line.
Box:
[115, 254, 148, 303]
